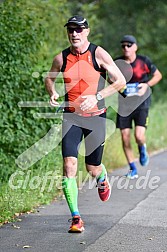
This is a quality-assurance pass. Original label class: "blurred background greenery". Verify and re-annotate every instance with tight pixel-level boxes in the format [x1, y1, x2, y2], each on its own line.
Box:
[0, 0, 167, 223]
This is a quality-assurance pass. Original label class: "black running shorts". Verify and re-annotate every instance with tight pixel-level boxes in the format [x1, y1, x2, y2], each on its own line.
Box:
[62, 112, 106, 165]
[116, 108, 149, 129]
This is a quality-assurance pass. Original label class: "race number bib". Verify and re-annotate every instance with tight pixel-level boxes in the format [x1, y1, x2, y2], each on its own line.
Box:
[124, 82, 139, 96]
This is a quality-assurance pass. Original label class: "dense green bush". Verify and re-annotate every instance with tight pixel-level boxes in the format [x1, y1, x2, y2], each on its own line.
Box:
[0, 0, 66, 182]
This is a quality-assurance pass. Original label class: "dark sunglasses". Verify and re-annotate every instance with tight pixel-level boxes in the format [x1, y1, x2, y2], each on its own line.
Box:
[121, 43, 133, 49]
[67, 27, 86, 34]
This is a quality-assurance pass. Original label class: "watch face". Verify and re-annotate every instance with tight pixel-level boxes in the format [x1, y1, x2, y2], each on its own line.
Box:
[96, 93, 102, 101]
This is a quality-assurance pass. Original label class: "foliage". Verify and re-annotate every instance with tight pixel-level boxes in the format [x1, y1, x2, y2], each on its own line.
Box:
[0, 0, 41, 180]
[0, 0, 68, 182]
[30, 0, 70, 67]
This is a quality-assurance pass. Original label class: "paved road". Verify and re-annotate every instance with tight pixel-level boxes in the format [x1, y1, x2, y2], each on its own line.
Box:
[0, 150, 167, 252]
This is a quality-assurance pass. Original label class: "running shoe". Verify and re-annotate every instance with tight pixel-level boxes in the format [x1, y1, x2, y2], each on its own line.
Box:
[125, 169, 138, 179]
[68, 216, 84, 233]
[139, 145, 149, 166]
[97, 173, 111, 202]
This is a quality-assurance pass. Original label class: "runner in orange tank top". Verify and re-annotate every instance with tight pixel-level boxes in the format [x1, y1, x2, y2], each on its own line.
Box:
[45, 15, 126, 233]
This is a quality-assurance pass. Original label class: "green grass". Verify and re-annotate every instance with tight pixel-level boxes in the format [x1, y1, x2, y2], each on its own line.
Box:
[0, 101, 167, 225]
[146, 102, 167, 151]
[0, 147, 63, 224]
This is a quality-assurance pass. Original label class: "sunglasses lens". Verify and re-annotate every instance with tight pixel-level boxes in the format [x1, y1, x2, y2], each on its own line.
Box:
[75, 28, 83, 33]
[67, 28, 73, 33]
[68, 27, 84, 34]
[122, 43, 133, 48]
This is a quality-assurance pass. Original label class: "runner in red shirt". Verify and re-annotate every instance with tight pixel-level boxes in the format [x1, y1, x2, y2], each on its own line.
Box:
[115, 35, 162, 179]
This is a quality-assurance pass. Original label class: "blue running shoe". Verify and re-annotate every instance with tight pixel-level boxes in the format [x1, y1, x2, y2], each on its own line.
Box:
[139, 144, 149, 166]
[125, 169, 138, 179]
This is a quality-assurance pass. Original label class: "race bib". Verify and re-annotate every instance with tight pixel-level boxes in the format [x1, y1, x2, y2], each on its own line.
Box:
[124, 82, 139, 96]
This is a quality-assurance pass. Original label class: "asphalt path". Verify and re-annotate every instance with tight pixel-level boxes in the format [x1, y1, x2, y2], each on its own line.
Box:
[0, 150, 167, 252]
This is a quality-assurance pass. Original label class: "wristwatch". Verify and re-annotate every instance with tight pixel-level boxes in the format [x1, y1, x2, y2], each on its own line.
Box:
[96, 92, 103, 101]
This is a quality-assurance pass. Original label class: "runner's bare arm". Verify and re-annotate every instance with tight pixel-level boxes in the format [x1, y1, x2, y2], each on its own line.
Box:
[45, 53, 63, 106]
[138, 69, 162, 96]
[147, 69, 162, 87]
[95, 46, 126, 98]
[80, 47, 126, 111]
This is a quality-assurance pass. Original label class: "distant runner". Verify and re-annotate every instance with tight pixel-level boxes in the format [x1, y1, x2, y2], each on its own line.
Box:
[115, 35, 162, 179]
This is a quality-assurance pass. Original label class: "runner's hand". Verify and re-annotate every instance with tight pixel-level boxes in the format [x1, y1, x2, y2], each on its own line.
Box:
[138, 83, 149, 96]
[50, 92, 60, 107]
[80, 95, 98, 111]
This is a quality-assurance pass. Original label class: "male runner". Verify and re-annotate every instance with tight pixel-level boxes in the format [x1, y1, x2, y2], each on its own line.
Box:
[116, 35, 162, 179]
[45, 15, 126, 232]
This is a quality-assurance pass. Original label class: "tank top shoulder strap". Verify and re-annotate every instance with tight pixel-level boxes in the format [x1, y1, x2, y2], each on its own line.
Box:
[88, 43, 105, 73]
[61, 47, 71, 72]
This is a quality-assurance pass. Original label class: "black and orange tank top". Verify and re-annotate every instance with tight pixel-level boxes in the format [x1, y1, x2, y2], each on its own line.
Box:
[61, 43, 106, 114]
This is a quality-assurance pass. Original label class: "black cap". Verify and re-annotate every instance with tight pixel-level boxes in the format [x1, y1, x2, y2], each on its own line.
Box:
[64, 15, 89, 28]
[120, 35, 137, 44]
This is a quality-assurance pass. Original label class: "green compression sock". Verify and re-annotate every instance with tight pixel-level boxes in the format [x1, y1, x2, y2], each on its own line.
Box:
[97, 163, 106, 182]
[62, 177, 80, 217]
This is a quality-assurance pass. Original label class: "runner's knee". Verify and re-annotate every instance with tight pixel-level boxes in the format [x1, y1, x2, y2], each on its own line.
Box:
[63, 157, 77, 177]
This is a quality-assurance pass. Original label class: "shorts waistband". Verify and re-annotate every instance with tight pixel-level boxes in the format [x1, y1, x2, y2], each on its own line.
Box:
[75, 108, 107, 117]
